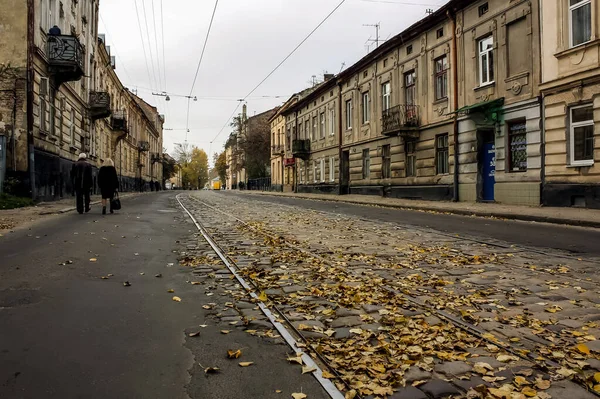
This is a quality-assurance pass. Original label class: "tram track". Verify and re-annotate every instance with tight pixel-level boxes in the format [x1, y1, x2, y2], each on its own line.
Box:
[179, 193, 600, 398]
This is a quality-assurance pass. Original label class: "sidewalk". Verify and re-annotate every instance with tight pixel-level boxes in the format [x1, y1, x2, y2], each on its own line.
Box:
[239, 191, 600, 228]
[0, 192, 143, 233]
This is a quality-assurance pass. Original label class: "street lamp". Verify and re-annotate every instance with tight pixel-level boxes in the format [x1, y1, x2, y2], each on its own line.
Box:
[152, 91, 197, 102]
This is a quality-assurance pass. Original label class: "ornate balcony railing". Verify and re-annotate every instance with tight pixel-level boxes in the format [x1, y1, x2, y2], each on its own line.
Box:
[110, 110, 128, 132]
[292, 139, 311, 160]
[138, 141, 150, 152]
[47, 34, 85, 83]
[89, 91, 111, 120]
[271, 144, 284, 155]
[150, 152, 162, 163]
[381, 104, 420, 137]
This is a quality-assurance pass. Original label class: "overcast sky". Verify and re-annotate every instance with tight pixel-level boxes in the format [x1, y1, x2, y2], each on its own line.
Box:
[99, 0, 448, 164]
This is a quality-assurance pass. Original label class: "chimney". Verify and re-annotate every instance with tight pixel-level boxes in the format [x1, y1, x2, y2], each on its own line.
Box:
[242, 103, 247, 121]
[324, 73, 334, 81]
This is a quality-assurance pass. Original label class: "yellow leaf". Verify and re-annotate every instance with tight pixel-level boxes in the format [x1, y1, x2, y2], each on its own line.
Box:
[258, 291, 268, 302]
[238, 362, 253, 367]
[514, 376, 530, 386]
[172, 296, 182, 302]
[344, 390, 357, 399]
[576, 343, 591, 355]
[302, 365, 317, 374]
[167, 289, 175, 293]
[291, 393, 307, 399]
[89, 258, 97, 262]
[287, 354, 303, 365]
[221, 330, 230, 334]
[275, 390, 282, 394]
[191, 282, 201, 285]
[535, 378, 551, 390]
[521, 387, 537, 397]
[298, 324, 311, 331]
[322, 370, 335, 379]
[594, 372, 600, 383]
[227, 349, 242, 359]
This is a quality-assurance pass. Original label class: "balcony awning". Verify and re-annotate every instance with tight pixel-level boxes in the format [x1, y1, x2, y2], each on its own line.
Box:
[455, 98, 504, 122]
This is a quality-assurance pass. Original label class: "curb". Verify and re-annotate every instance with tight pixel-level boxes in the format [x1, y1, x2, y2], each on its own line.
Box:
[57, 193, 142, 214]
[240, 192, 600, 229]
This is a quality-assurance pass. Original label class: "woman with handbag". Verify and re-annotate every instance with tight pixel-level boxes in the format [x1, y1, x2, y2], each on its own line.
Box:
[98, 158, 120, 215]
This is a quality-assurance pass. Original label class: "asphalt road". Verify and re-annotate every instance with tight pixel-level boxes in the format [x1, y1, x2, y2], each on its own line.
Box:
[224, 192, 600, 257]
[0, 192, 327, 399]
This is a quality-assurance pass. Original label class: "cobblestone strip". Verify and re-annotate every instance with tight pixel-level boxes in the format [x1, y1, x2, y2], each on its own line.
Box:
[183, 193, 600, 399]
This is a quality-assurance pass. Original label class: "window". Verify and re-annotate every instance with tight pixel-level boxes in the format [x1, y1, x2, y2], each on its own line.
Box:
[382, 145, 391, 179]
[362, 149, 370, 179]
[436, 134, 449, 174]
[39, 78, 48, 132]
[478, 36, 494, 86]
[382, 82, 391, 111]
[570, 105, 594, 165]
[304, 120, 309, 141]
[406, 45, 413, 55]
[320, 112, 325, 138]
[383, 59, 388, 68]
[320, 158, 325, 182]
[436, 28, 444, 39]
[405, 141, 416, 177]
[70, 109, 75, 143]
[345, 100, 353, 130]
[435, 56, 448, 100]
[478, 3, 489, 17]
[49, 0, 56, 30]
[508, 121, 527, 172]
[313, 160, 318, 183]
[404, 71, 416, 105]
[570, 0, 592, 47]
[329, 109, 335, 136]
[312, 116, 318, 140]
[329, 156, 335, 182]
[362, 92, 370, 124]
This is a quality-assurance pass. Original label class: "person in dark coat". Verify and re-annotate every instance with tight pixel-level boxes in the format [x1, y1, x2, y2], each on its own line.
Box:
[71, 153, 93, 214]
[98, 158, 119, 215]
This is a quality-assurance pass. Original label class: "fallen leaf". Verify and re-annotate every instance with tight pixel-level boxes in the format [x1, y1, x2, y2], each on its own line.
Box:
[203, 366, 220, 374]
[287, 354, 303, 365]
[239, 362, 253, 367]
[167, 289, 175, 293]
[521, 387, 537, 397]
[275, 390, 282, 394]
[576, 343, 591, 355]
[188, 331, 200, 337]
[473, 362, 494, 374]
[123, 281, 131, 287]
[221, 330, 230, 334]
[258, 291, 268, 302]
[535, 378, 551, 390]
[302, 365, 317, 374]
[497, 355, 518, 363]
[155, 273, 162, 278]
[227, 349, 242, 359]
[322, 370, 335, 379]
[89, 258, 97, 262]
[345, 390, 357, 399]
[291, 394, 307, 399]
[172, 296, 182, 302]
[191, 281, 201, 285]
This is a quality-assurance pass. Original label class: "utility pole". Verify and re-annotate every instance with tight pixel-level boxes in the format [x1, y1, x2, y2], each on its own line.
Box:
[363, 23, 381, 52]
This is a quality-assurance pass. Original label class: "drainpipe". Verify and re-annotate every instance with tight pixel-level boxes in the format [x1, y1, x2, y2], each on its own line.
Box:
[448, 9, 460, 202]
[337, 82, 343, 195]
[27, 0, 36, 199]
[540, 94, 546, 205]
[294, 110, 299, 193]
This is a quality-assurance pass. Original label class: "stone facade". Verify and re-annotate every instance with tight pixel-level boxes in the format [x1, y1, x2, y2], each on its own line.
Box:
[540, 0, 600, 209]
[0, 0, 164, 199]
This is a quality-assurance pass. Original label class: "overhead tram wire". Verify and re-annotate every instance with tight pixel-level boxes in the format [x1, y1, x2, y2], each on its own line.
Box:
[151, 0, 164, 92]
[210, 0, 348, 146]
[98, 14, 134, 84]
[160, 0, 168, 93]
[141, 0, 160, 92]
[188, 0, 220, 97]
[134, 0, 156, 92]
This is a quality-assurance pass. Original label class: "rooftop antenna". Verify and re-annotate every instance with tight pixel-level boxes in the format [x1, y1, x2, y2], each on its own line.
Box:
[339, 62, 346, 73]
[363, 23, 381, 50]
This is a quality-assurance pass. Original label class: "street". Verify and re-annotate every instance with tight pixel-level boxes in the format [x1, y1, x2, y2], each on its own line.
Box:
[1, 191, 600, 399]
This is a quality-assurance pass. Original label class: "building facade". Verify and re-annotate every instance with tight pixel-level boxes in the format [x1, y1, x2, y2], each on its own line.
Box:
[0, 0, 164, 198]
[540, 0, 600, 208]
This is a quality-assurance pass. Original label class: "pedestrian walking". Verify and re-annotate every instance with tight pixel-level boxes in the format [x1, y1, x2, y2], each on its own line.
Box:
[71, 153, 93, 214]
[98, 158, 119, 215]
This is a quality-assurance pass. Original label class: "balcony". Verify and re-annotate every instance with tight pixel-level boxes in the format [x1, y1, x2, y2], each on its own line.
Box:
[110, 110, 128, 132]
[150, 152, 162, 163]
[292, 139, 311, 160]
[138, 141, 150, 152]
[271, 144, 284, 156]
[47, 34, 85, 83]
[381, 104, 420, 138]
[89, 91, 111, 121]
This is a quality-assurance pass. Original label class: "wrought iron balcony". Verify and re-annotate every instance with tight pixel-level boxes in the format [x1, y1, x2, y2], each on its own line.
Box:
[381, 104, 420, 138]
[292, 139, 311, 160]
[89, 91, 111, 121]
[271, 144, 284, 155]
[138, 141, 150, 152]
[47, 34, 85, 83]
[151, 152, 162, 163]
[110, 110, 128, 132]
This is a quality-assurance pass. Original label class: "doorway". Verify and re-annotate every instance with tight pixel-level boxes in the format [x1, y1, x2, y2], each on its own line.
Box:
[477, 130, 495, 202]
[340, 150, 350, 195]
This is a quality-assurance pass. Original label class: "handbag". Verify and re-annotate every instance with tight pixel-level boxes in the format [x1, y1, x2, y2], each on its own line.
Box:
[110, 192, 122, 211]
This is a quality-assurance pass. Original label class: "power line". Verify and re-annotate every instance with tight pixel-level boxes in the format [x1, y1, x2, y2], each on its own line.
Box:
[151, 0, 163, 92]
[210, 101, 243, 144]
[141, 0, 159, 92]
[188, 0, 219, 97]
[243, 0, 347, 100]
[98, 14, 134, 84]
[160, 0, 167, 93]
[133, 0, 155, 92]
[359, 0, 440, 5]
